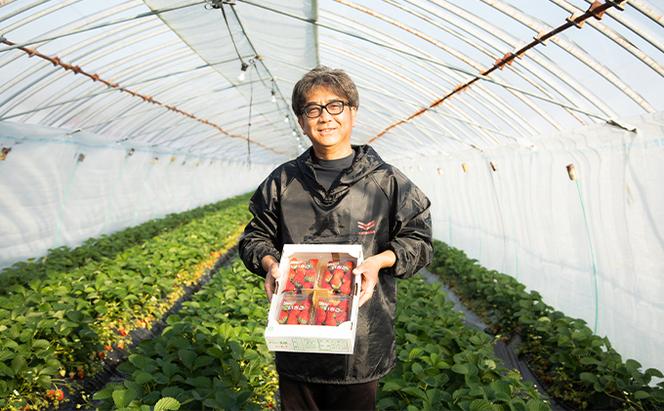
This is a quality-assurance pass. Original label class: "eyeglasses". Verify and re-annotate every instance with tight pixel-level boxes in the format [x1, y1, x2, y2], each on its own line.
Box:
[302, 100, 350, 118]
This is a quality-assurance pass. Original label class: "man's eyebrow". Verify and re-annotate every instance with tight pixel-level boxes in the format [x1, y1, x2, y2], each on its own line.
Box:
[304, 99, 344, 105]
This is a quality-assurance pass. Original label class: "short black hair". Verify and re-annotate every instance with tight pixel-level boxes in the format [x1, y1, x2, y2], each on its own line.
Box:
[291, 66, 359, 116]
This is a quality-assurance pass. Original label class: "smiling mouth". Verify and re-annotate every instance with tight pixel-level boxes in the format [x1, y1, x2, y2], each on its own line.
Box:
[318, 128, 336, 133]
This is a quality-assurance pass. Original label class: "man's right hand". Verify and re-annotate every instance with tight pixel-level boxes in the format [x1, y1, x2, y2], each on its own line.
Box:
[261, 255, 280, 302]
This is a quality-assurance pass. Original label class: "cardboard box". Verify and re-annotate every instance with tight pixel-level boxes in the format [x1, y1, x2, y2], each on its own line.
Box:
[264, 244, 362, 354]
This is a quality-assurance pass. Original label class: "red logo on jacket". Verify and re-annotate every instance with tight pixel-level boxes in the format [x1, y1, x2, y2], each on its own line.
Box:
[357, 220, 376, 235]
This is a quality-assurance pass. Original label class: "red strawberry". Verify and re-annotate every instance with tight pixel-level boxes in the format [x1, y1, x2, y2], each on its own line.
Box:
[287, 309, 299, 325]
[293, 270, 305, 287]
[283, 279, 295, 292]
[330, 269, 344, 291]
[278, 310, 289, 324]
[340, 277, 352, 295]
[324, 311, 337, 326]
[297, 307, 310, 324]
[314, 307, 326, 325]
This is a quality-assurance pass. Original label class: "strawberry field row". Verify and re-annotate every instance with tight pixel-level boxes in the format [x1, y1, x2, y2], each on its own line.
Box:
[377, 275, 550, 411]
[0, 195, 251, 410]
[93, 259, 278, 411]
[429, 241, 664, 410]
[0, 195, 250, 292]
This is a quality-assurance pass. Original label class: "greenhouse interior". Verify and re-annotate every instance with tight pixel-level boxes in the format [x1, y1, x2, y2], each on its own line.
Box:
[1, 0, 663, 410]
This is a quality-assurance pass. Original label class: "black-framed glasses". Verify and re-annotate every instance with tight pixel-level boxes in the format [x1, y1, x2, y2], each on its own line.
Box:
[302, 100, 350, 118]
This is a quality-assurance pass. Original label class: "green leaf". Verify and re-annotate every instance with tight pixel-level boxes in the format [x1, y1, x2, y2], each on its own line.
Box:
[0, 363, 14, 377]
[10, 355, 26, 374]
[625, 359, 642, 373]
[645, 368, 664, 379]
[634, 391, 650, 400]
[408, 347, 424, 361]
[579, 372, 598, 384]
[402, 386, 428, 401]
[381, 380, 402, 392]
[469, 399, 495, 411]
[525, 399, 551, 411]
[31, 339, 50, 351]
[133, 370, 154, 385]
[178, 349, 196, 370]
[452, 363, 469, 374]
[112, 389, 130, 409]
[412, 362, 424, 375]
[154, 397, 181, 411]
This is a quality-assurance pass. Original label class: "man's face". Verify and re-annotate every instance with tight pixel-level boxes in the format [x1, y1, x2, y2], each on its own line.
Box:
[298, 86, 356, 155]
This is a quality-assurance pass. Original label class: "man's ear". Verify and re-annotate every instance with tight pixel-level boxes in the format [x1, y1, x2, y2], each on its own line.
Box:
[350, 107, 357, 127]
[297, 116, 305, 132]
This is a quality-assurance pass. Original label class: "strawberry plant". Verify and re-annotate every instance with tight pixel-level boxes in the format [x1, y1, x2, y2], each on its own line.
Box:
[0, 195, 251, 410]
[377, 274, 549, 411]
[93, 260, 278, 410]
[430, 240, 664, 410]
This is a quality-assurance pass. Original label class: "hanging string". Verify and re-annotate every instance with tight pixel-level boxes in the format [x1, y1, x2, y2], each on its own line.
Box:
[220, 3, 244, 66]
[247, 65, 253, 167]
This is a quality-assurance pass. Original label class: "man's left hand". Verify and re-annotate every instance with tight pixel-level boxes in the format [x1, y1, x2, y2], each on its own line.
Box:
[354, 250, 396, 307]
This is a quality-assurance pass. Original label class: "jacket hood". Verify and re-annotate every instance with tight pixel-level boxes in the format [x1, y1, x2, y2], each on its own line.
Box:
[296, 145, 385, 206]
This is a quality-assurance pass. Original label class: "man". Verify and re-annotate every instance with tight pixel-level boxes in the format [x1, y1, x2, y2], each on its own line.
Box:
[239, 66, 432, 410]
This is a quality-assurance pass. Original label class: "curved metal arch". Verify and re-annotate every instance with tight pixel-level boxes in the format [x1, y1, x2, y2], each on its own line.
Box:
[389, 0, 568, 130]
[628, 0, 664, 29]
[51, 45, 194, 128]
[322, 10, 536, 138]
[333, 0, 581, 135]
[325, 41, 501, 149]
[548, 0, 663, 77]
[0, 1, 204, 53]
[479, 0, 654, 112]
[0, 0, 86, 34]
[19, 21, 167, 122]
[0, 6, 166, 112]
[405, 0, 596, 125]
[321, 8, 541, 138]
[0, 0, 53, 26]
[117, 78, 283, 147]
[3, 22, 171, 122]
[321, 41, 480, 145]
[583, 0, 664, 54]
[429, 0, 618, 120]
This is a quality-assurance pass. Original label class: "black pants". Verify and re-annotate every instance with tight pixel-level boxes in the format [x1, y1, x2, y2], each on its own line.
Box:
[279, 375, 378, 411]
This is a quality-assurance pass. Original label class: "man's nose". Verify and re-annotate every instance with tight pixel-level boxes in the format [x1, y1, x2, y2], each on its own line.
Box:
[318, 108, 333, 121]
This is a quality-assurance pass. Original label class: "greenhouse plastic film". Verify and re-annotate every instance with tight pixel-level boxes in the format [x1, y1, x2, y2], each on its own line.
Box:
[400, 111, 664, 375]
[0, 121, 275, 270]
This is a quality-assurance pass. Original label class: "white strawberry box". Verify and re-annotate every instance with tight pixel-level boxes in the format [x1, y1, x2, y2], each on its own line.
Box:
[264, 244, 363, 354]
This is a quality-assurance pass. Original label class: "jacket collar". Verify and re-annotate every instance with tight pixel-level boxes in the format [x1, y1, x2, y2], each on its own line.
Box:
[296, 145, 384, 205]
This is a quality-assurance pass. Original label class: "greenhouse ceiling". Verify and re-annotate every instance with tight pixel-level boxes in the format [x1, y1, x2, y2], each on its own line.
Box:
[0, 0, 662, 165]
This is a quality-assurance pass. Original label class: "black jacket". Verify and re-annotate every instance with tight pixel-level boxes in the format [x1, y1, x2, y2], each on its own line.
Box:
[239, 144, 432, 384]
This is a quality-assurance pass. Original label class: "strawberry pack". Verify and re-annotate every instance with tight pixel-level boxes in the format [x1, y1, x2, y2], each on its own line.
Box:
[318, 260, 354, 295]
[314, 296, 350, 326]
[278, 293, 313, 325]
[283, 259, 318, 292]
[264, 244, 363, 354]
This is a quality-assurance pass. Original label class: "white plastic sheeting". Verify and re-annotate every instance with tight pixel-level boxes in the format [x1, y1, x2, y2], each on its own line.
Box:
[401, 111, 664, 374]
[0, 121, 273, 269]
